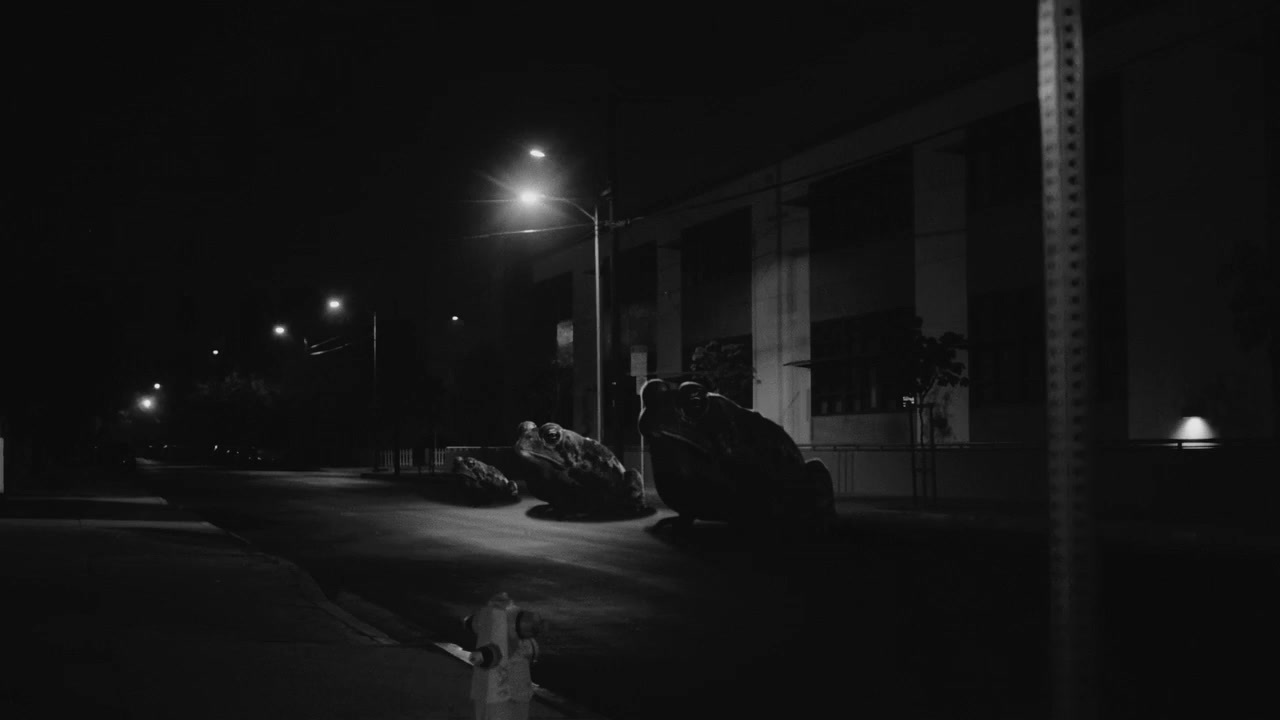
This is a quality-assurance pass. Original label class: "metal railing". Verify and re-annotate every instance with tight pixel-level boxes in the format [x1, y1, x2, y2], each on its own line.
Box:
[372, 439, 1277, 512]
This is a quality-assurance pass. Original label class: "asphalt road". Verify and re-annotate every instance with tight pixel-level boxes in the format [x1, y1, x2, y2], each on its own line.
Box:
[139, 465, 1275, 720]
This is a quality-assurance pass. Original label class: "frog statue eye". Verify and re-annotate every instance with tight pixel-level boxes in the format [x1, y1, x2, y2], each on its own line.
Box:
[539, 423, 563, 446]
[678, 382, 709, 419]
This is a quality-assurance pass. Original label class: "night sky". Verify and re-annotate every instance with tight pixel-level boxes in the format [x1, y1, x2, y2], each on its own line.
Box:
[3, 1, 1034, 429]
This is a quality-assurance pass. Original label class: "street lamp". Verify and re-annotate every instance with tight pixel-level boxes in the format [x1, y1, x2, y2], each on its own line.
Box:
[153, 382, 161, 390]
[326, 297, 379, 472]
[518, 188, 605, 442]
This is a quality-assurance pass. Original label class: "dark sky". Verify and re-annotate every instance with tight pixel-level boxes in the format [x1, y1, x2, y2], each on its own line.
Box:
[2, 0, 1042, 421]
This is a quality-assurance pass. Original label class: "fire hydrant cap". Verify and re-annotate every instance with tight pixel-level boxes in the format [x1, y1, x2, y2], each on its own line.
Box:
[471, 643, 503, 668]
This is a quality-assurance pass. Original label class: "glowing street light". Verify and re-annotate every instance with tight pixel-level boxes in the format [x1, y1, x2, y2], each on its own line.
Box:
[529, 148, 546, 158]
[153, 383, 161, 390]
[517, 178, 606, 442]
[323, 296, 378, 472]
[273, 324, 287, 336]
[211, 349, 220, 356]
[139, 396, 155, 411]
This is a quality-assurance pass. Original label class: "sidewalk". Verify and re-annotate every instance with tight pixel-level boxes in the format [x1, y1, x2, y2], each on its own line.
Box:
[0, 475, 606, 720]
[832, 495, 1280, 554]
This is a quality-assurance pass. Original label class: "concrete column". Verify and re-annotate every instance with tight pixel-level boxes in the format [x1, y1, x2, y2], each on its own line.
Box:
[751, 169, 811, 443]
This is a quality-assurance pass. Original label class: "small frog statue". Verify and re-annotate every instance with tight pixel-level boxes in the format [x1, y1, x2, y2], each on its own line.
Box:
[452, 455, 520, 505]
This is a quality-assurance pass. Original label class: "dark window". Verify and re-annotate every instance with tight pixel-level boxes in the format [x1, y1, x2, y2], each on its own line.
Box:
[810, 308, 915, 415]
[681, 207, 751, 288]
[617, 243, 656, 306]
[1088, 76, 1127, 408]
[966, 104, 1041, 216]
[968, 287, 1044, 407]
[603, 242, 658, 309]
[681, 208, 753, 355]
[532, 273, 573, 364]
[965, 103, 1045, 411]
[809, 150, 913, 253]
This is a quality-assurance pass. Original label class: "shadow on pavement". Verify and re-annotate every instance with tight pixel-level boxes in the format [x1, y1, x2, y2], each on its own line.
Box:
[525, 503, 658, 523]
[409, 474, 524, 508]
[0, 496, 182, 522]
[642, 514, 863, 557]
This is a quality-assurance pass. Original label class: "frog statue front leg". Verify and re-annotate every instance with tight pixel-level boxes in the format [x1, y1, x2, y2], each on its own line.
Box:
[806, 459, 837, 536]
[621, 468, 647, 513]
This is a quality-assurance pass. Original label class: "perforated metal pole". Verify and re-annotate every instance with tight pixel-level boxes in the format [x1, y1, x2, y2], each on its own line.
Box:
[593, 204, 603, 442]
[1038, 1, 1096, 719]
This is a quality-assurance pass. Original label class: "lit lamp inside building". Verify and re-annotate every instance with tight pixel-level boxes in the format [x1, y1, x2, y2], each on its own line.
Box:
[1172, 402, 1215, 446]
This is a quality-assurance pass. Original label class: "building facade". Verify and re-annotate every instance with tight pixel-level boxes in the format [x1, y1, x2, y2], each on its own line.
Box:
[513, 4, 1278, 502]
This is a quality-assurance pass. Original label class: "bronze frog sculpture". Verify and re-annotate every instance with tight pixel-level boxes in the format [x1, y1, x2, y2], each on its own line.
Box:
[637, 379, 835, 534]
[513, 421, 648, 517]
[452, 455, 520, 506]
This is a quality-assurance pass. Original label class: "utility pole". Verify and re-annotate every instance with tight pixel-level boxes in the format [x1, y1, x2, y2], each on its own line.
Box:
[607, 189, 624, 461]
[1038, 2, 1097, 719]
[605, 80, 625, 462]
[371, 309, 379, 472]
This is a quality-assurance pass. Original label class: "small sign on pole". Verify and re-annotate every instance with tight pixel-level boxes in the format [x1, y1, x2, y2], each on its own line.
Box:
[629, 346, 648, 377]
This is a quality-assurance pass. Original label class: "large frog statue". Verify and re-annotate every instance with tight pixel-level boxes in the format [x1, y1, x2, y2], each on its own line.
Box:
[513, 421, 648, 517]
[637, 379, 836, 534]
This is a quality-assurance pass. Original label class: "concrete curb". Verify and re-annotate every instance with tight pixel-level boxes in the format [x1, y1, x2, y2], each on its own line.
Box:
[140, 486, 609, 718]
[846, 502, 1280, 555]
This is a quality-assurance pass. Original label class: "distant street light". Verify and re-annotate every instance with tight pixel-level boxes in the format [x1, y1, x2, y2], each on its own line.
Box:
[450, 315, 460, 322]
[274, 324, 287, 336]
[211, 349, 219, 356]
[529, 148, 546, 158]
[139, 397, 155, 410]
[328, 298, 342, 310]
[153, 383, 161, 390]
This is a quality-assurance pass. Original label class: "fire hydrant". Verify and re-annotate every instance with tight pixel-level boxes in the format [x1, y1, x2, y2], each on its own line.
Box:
[464, 592, 543, 720]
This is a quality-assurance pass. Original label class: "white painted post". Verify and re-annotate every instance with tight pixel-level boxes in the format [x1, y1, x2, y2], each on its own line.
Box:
[631, 348, 649, 480]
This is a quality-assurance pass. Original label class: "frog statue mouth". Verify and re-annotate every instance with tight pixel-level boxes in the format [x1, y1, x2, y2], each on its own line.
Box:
[517, 448, 567, 470]
[638, 380, 716, 458]
[644, 424, 714, 458]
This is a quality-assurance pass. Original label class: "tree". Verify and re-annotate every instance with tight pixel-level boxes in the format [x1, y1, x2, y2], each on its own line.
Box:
[184, 371, 283, 447]
[690, 339, 757, 407]
[890, 317, 969, 440]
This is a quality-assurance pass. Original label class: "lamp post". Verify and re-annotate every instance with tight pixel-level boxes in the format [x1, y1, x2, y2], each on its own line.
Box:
[518, 190, 605, 442]
[325, 298, 379, 472]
